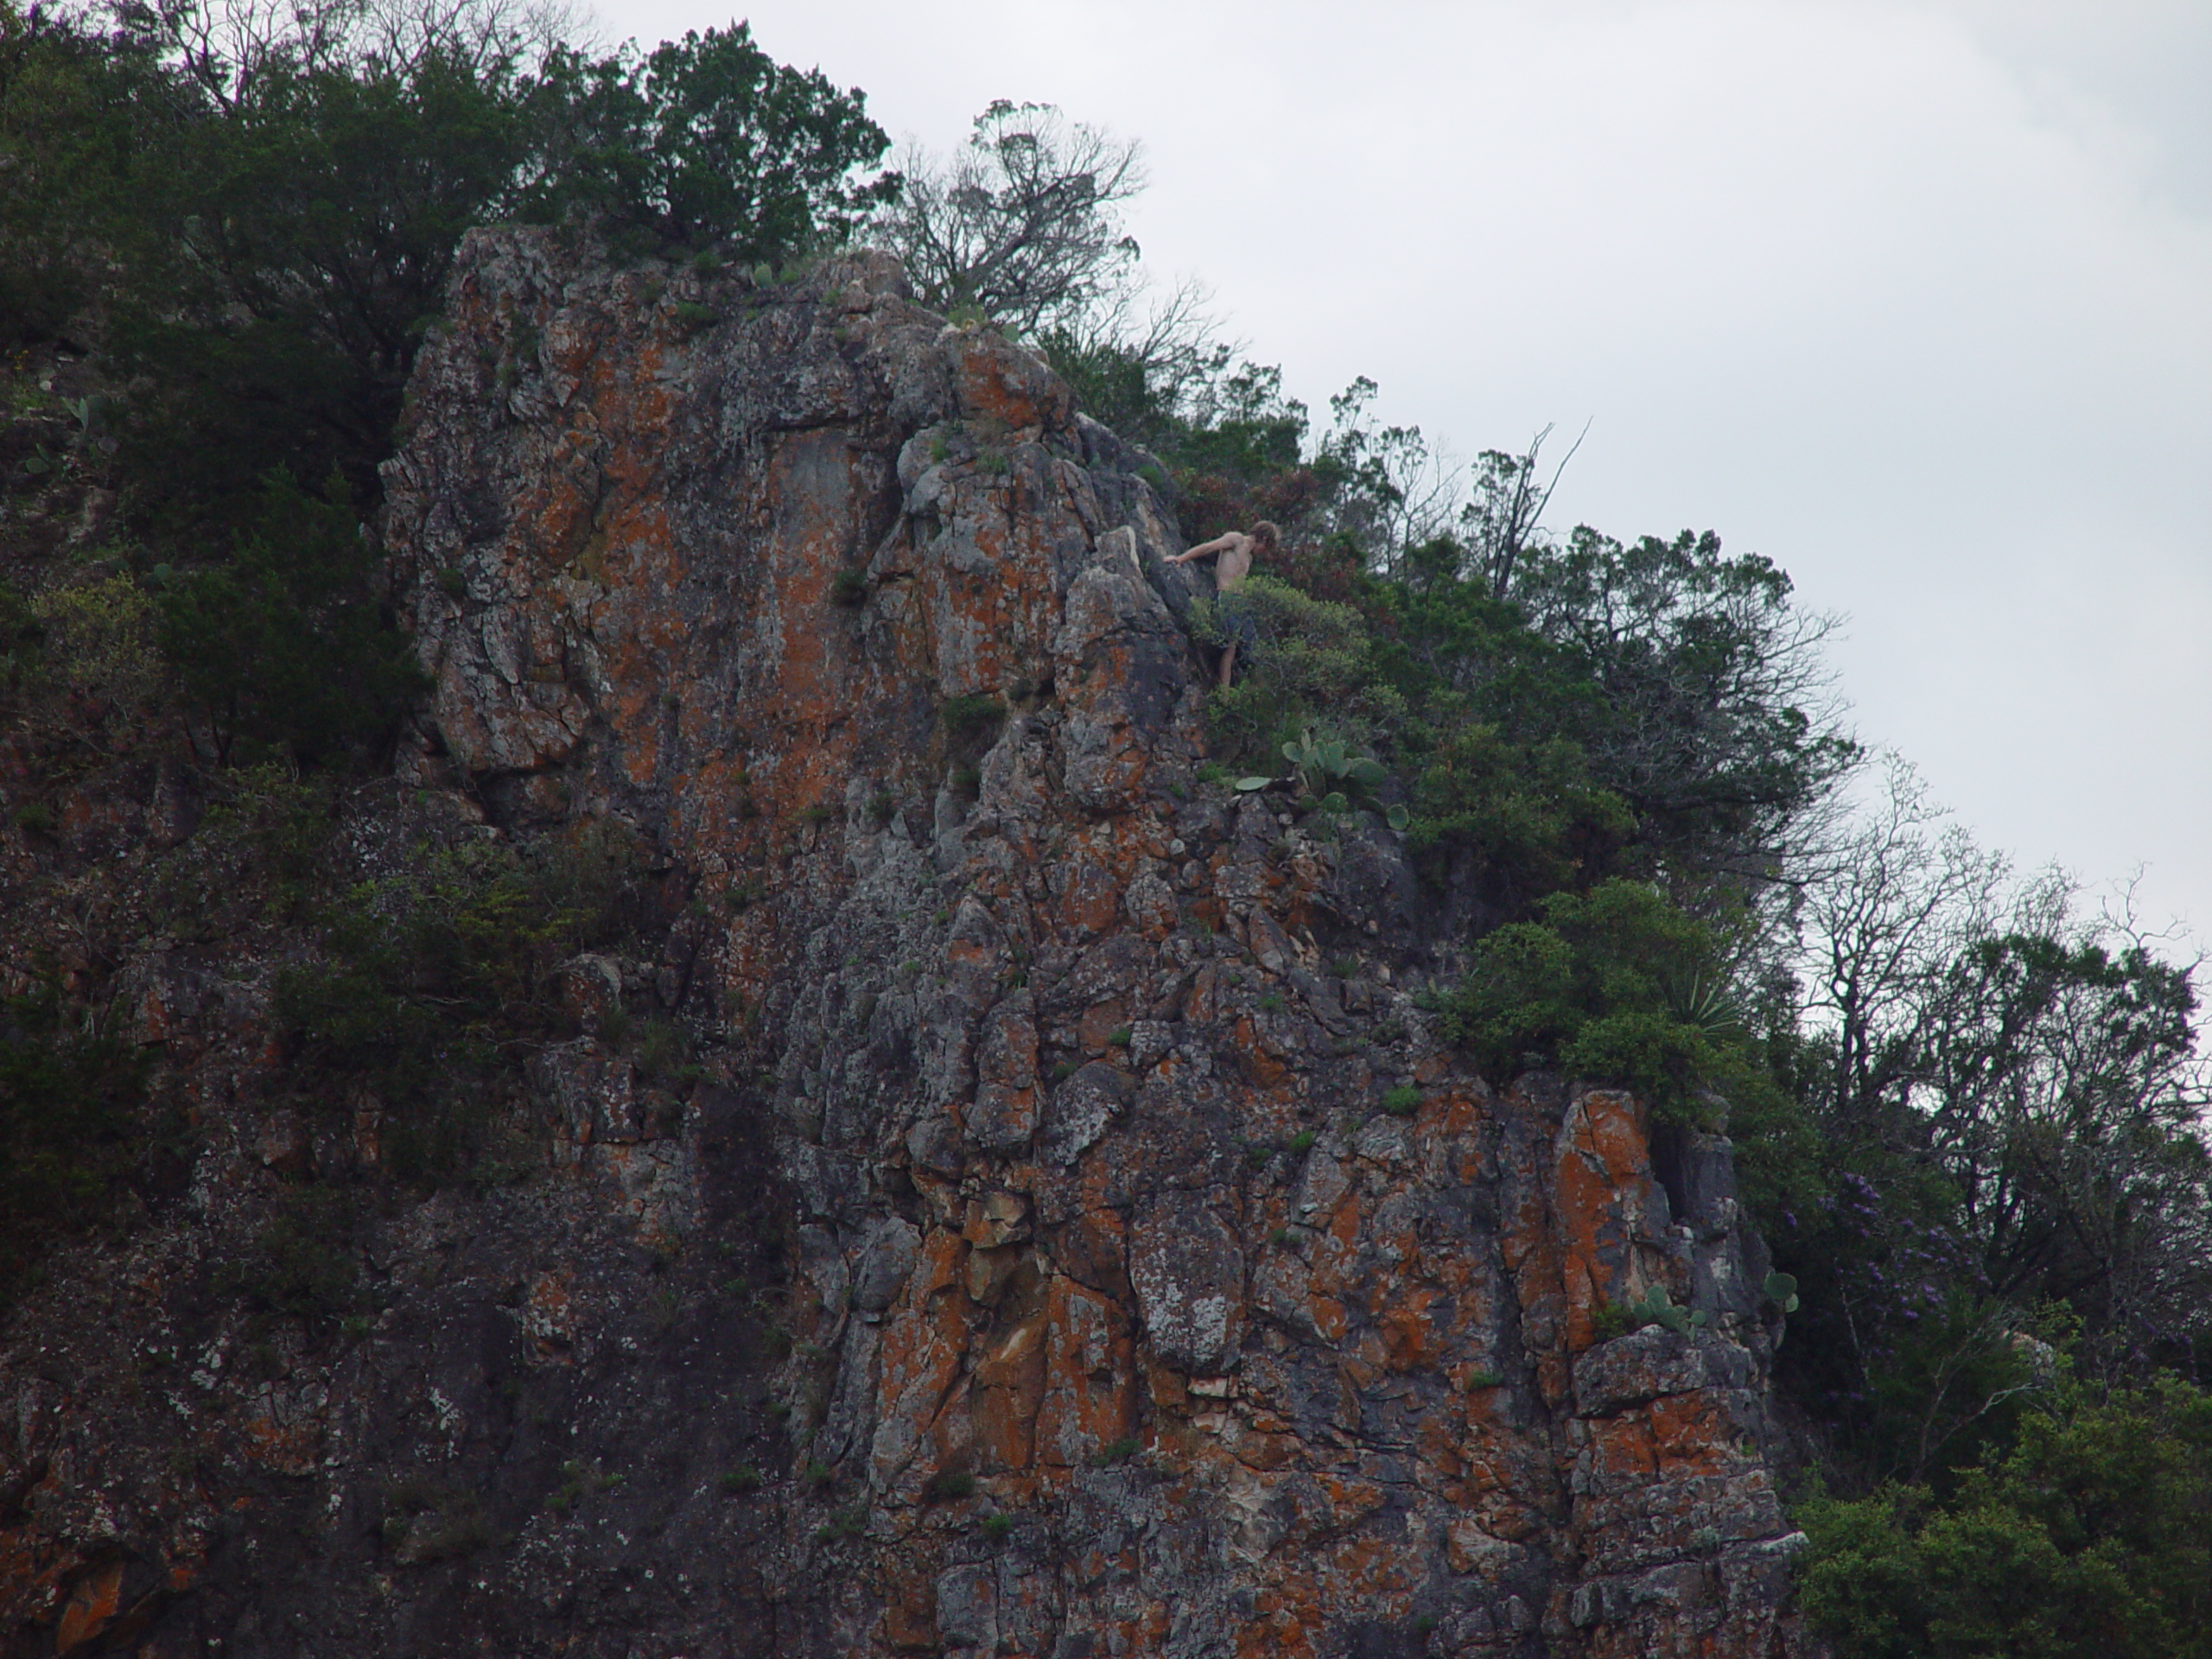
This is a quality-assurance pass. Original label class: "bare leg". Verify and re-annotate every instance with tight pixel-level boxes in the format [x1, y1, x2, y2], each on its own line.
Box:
[1217, 640, 1237, 690]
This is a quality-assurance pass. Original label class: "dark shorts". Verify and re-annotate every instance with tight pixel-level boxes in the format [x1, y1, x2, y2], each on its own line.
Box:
[1217, 592, 1260, 654]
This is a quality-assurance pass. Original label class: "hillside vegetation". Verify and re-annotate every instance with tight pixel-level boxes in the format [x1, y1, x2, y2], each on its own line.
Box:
[4, 2, 2209, 1651]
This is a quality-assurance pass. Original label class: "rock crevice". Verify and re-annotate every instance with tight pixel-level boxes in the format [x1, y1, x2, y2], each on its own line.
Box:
[0, 231, 1812, 1658]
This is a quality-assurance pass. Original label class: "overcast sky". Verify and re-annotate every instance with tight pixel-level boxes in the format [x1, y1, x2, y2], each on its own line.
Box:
[603, 0, 2211, 950]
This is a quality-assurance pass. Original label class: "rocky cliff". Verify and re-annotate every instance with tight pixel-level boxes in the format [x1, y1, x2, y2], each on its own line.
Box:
[0, 231, 1813, 1657]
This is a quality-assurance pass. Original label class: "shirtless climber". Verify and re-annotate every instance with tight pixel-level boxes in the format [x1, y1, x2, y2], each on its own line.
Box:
[1169, 521, 1277, 690]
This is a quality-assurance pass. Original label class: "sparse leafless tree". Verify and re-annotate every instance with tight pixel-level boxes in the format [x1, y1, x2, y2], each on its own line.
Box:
[1800, 759, 2212, 1365]
[1464, 421, 1586, 600]
[106, 0, 582, 105]
[874, 99, 1147, 336]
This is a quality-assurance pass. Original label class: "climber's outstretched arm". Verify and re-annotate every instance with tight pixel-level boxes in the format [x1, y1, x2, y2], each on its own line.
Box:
[1171, 535, 1238, 564]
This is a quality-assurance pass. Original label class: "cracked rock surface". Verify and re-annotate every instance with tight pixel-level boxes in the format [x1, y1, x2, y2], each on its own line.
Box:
[0, 231, 1815, 1657]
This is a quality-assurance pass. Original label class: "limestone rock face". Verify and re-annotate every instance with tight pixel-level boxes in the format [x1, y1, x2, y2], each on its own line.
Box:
[0, 230, 1814, 1657]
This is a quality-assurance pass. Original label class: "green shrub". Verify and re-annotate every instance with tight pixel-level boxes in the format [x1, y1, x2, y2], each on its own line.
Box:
[1405, 725, 1630, 908]
[938, 693, 1007, 737]
[830, 568, 868, 607]
[274, 823, 644, 1182]
[0, 973, 151, 1294]
[812, 1505, 867, 1543]
[156, 471, 427, 765]
[1796, 1374, 2212, 1659]
[217, 1186, 361, 1321]
[1439, 878, 1774, 1126]
[1198, 575, 1403, 767]
[31, 573, 162, 714]
[1591, 1301, 1636, 1343]
[921, 1469, 976, 1503]
[1380, 1084, 1421, 1117]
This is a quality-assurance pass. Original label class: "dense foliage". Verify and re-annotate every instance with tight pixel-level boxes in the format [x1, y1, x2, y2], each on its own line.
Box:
[1796, 1373, 2212, 1658]
[273, 820, 652, 1182]
[2, 0, 892, 755]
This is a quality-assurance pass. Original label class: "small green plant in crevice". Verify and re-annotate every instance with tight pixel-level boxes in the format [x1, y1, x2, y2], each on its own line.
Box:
[1269, 1227, 1294, 1246]
[1622, 1281, 1708, 1337]
[1090, 1437, 1141, 1466]
[1591, 1301, 1636, 1343]
[1288, 1128, 1317, 1154]
[812, 1504, 868, 1543]
[866, 790, 894, 824]
[938, 693, 1007, 739]
[434, 567, 468, 600]
[980, 1512, 1014, 1542]
[216, 1186, 363, 1323]
[671, 300, 719, 331]
[1245, 1142, 1274, 1170]
[10, 802, 54, 837]
[546, 1458, 623, 1515]
[1107, 1025, 1133, 1047]
[1380, 1084, 1421, 1117]
[921, 1468, 976, 1503]
[1051, 1060, 1077, 1083]
[1465, 1368, 1505, 1389]
[380, 1473, 493, 1561]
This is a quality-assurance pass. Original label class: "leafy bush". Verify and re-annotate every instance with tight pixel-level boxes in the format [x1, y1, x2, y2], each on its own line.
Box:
[1197, 575, 1403, 767]
[29, 573, 162, 714]
[3, 1, 898, 632]
[0, 973, 151, 1293]
[1440, 879, 1772, 1125]
[156, 472, 427, 765]
[1796, 1373, 2212, 1659]
[274, 823, 644, 1182]
[938, 693, 1007, 737]
[219, 1186, 361, 1321]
